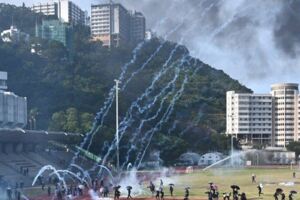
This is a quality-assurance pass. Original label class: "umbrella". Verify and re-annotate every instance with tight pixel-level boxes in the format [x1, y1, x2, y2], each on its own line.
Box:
[231, 185, 240, 190]
[114, 185, 121, 189]
[78, 185, 84, 190]
[185, 187, 191, 190]
[290, 190, 297, 194]
[276, 188, 283, 194]
[169, 184, 175, 186]
[127, 186, 132, 190]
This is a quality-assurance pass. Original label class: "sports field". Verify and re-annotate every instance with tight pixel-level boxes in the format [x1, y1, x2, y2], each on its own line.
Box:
[25, 166, 300, 199]
[166, 167, 300, 199]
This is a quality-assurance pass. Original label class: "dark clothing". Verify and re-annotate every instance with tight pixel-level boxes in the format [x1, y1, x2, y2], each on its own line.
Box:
[156, 191, 160, 199]
[127, 189, 132, 199]
[160, 191, 164, 200]
[170, 186, 174, 196]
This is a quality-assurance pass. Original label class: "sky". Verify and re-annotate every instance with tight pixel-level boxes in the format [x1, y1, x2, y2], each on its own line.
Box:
[2, 0, 300, 93]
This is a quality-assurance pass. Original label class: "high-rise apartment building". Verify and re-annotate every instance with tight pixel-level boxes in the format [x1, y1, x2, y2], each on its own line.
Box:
[226, 83, 300, 147]
[130, 11, 146, 44]
[32, 2, 58, 17]
[32, 0, 86, 25]
[91, 2, 146, 47]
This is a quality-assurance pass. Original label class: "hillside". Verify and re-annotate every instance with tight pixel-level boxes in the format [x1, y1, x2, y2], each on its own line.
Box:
[0, 3, 251, 164]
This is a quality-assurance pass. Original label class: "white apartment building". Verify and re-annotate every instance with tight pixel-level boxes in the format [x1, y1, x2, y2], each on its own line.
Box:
[32, 2, 58, 16]
[227, 83, 300, 147]
[0, 72, 27, 129]
[91, 2, 145, 47]
[32, 0, 86, 25]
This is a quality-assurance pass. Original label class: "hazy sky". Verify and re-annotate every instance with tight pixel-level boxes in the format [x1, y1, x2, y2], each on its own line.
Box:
[2, 0, 300, 93]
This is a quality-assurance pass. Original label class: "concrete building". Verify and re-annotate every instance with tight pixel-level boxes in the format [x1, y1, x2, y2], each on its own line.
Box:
[1, 26, 30, 43]
[130, 11, 146, 44]
[91, 2, 146, 47]
[32, 0, 86, 25]
[227, 83, 300, 147]
[0, 72, 27, 129]
[32, 2, 58, 17]
[36, 19, 73, 48]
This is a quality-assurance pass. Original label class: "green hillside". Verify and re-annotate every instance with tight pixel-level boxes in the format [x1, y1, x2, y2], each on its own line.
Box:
[0, 3, 251, 164]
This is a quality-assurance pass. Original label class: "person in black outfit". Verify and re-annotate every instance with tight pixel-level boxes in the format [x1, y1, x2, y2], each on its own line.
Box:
[156, 190, 160, 199]
[282, 193, 286, 200]
[240, 193, 247, 200]
[160, 189, 165, 200]
[169, 185, 174, 197]
[127, 186, 132, 199]
[48, 186, 51, 196]
[257, 184, 263, 196]
[184, 188, 190, 200]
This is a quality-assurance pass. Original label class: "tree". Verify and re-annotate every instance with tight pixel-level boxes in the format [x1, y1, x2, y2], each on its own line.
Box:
[287, 141, 300, 161]
[49, 111, 66, 131]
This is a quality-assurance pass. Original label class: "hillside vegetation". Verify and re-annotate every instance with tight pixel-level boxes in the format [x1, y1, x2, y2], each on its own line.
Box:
[0, 3, 251, 164]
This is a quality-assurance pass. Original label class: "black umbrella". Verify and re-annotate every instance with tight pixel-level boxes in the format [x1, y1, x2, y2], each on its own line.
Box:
[276, 188, 283, 194]
[169, 183, 175, 186]
[231, 185, 240, 190]
[127, 186, 132, 190]
[185, 187, 191, 190]
[290, 190, 297, 194]
[114, 185, 121, 189]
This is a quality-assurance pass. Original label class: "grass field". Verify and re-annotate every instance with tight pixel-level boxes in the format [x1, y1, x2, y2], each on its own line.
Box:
[161, 167, 300, 199]
[24, 167, 300, 199]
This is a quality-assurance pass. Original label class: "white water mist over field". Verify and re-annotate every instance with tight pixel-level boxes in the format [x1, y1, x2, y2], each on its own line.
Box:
[121, 0, 300, 92]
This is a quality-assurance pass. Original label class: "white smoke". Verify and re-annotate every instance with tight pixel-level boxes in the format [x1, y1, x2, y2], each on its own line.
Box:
[120, 0, 300, 92]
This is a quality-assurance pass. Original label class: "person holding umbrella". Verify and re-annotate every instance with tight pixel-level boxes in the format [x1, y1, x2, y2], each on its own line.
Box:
[184, 187, 190, 200]
[274, 188, 283, 200]
[169, 184, 174, 196]
[114, 185, 121, 200]
[231, 185, 240, 200]
[127, 186, 133, 199]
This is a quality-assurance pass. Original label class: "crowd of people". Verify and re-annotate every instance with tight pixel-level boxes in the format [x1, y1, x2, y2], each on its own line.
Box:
[4, 172, 299, 200]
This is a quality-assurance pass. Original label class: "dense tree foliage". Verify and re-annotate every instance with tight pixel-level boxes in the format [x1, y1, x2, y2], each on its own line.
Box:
[287, 141, 300, 161]
[0, 4, 252, 164]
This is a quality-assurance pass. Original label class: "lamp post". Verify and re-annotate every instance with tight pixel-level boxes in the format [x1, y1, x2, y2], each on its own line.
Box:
[114, 79, 120, 172]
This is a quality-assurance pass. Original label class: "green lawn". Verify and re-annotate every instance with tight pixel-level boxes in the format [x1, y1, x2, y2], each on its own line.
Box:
[24, 167, 300, 199]
[159, 167, 300, 199]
